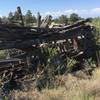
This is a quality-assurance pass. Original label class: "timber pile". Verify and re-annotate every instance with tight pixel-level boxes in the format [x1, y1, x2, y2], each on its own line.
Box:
[0, 7, 97, 81]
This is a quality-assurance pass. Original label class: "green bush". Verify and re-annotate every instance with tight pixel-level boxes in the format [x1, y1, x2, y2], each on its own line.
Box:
[67, 57, 77, 72]
[0, 50, 8, 59]
[92, 17, 100, 44]
[92, 17, 100, 66]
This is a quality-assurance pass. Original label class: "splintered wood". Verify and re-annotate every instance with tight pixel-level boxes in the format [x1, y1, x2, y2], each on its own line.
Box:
[0, 7, 97, 80]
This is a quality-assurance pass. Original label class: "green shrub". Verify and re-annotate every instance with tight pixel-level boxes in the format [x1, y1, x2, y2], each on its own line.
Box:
[0, 50, 8, 59]
[92, 17, 100, 66]
[92, 17, 100, 44]
[67, 57, 77, 72]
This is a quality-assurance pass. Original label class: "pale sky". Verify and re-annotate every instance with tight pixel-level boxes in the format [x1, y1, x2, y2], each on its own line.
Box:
[0, 0, 100, 18]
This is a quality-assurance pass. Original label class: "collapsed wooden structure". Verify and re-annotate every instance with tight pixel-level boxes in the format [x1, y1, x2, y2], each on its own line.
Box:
[0, 7, 98, 80]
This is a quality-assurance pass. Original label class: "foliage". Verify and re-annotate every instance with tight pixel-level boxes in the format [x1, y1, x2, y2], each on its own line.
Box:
[92, 17, 100, 44]
[69, 13, 82, 24]
[53, 18, 59, 23]
[47, 47, 58, 64]
[8, 11, 21, 23]
[83, 58, 96, 71]
[92, 17, 100, 66]
[0, 50, 8, 59]
[59, 15, 68, 25]
[1, 10, 37, 26]
[53, 15, 68, 25]
[53, 13, 82, 24]
[1, 10, 84, 26]
[24, 10, 35, 26]
[67, 57, 77, 72]
[1, 16, 8, 23]
[8, 12, 14, 22]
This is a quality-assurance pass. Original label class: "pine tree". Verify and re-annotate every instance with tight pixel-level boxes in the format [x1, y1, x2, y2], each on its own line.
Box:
[25, 10, 34, 26]
[8, 12, 14, 22]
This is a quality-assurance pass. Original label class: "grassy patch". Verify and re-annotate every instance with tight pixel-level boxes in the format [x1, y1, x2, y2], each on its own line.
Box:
[7, 68, 100, 100]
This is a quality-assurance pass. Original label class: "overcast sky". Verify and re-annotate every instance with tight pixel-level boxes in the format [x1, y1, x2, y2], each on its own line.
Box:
[0, 0, 100, 18]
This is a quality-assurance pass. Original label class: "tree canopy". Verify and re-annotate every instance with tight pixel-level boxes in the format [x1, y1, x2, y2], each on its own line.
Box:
[0, 10, 97, 26]
[69, 13, 82, 24]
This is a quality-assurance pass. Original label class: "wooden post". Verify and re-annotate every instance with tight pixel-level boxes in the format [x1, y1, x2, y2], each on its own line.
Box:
[17, 6, 24, 26]
[37, 12, 41, 29]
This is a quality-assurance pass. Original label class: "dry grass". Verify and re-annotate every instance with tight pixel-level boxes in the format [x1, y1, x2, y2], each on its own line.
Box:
[10, 90, 42, 100]
[8, 68, 100, 100]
